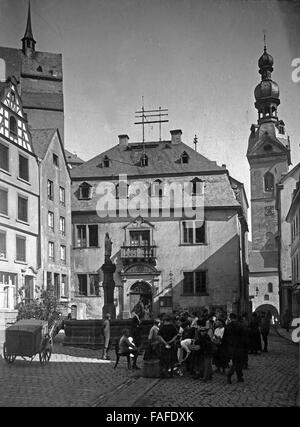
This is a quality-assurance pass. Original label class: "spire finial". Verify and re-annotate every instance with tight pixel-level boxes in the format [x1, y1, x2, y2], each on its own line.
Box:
[193, 134, 198, 152]
[263, 29, 267, 52]
[22, 0, 36, 56]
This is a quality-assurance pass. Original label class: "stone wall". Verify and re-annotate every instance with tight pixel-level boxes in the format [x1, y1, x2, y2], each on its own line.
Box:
[63, 319, 153, 349]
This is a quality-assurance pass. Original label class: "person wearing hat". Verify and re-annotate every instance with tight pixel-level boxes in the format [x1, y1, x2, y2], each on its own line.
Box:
[192, 324, 213, 381]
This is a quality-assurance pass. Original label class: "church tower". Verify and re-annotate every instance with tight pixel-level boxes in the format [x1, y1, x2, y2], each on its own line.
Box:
[0, 1, 64, 141]
[22, 0, 36, 58]
[247, 43, 291, 316]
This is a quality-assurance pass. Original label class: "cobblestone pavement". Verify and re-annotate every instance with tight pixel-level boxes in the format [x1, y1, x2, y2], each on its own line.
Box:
[0, 332, 140, 407]
[0, 329, 298, 407]
[133, 331, 299, 408]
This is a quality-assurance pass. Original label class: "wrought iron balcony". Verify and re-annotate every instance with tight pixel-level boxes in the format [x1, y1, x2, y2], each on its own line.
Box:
[121, 245, 157, 263]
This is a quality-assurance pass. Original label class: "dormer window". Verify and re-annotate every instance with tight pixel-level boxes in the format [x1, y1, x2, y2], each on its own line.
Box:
[103, 155, 110, 168]
[9, 116, 17, 136]
[79, 182, 92, 200]
[278, 123, 285, 135]
[140, 153, 148, 167]
[181, 151, 189, 164]
[264, 172, 274, 192]
[37, 66, 43, 72]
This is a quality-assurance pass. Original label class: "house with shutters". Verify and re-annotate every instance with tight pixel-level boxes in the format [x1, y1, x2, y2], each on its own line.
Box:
[70, 129, 249, 320]
[0, 77, 39, 328]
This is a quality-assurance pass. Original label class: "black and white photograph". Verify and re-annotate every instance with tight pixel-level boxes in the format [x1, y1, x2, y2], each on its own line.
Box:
[0, 0, 299, 411]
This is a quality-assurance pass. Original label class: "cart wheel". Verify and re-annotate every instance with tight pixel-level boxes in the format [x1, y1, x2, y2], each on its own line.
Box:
[3, 342, 16, 364]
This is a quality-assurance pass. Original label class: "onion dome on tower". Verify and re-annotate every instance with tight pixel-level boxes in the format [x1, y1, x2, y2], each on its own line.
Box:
[254, 43, 280, 124]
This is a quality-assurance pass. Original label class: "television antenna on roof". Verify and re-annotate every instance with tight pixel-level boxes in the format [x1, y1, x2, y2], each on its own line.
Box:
[135, 97, 169, 144]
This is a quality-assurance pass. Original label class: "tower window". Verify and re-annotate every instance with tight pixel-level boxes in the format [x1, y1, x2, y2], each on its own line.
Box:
[278, 121, 285, 134]
[264, 172, 274, 192]
[9, 116, 17, 136]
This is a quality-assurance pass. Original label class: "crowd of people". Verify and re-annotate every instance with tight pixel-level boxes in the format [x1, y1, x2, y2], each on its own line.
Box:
[142, 309, 272, 383]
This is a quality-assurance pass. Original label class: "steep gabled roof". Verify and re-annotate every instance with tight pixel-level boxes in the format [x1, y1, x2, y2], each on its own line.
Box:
[65, 149, 84, 165]
[71, 140, 224, 180]
[31, 128, 70, 178]
[31, 129, 57, 159]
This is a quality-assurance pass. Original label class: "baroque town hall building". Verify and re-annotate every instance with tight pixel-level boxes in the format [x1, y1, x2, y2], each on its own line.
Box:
[71, 131, 249, 319]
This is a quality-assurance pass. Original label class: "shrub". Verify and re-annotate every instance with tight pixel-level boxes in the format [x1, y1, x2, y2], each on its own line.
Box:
[17, 286, 59, 322]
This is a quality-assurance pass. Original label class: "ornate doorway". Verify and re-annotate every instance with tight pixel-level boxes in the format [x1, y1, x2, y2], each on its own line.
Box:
[130, 281, 152, 319]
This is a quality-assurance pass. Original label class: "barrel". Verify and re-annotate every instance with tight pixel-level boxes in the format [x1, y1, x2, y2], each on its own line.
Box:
[142, 359, 160, 378]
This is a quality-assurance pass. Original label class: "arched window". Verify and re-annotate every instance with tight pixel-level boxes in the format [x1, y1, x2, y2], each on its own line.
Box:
[264, 172, 274, 192]
[268, 282, 273, 293]
[9, 116, 17, 136]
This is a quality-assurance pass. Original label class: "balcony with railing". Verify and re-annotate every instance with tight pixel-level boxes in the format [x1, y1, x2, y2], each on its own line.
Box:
[121, 245, 157, 264]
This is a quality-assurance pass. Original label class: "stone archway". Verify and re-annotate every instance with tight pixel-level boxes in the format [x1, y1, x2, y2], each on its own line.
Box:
[130, 281, 152, 319]
[255, 303, 279, 321]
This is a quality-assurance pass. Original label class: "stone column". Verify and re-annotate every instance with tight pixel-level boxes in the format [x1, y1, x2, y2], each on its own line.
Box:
[101, 261, 116, 319]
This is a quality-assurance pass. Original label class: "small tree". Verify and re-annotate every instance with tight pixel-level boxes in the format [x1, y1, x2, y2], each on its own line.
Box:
[17, 286, 59, 322]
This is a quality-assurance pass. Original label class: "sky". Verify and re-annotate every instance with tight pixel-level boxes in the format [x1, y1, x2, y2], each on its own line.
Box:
[0, 0, 300, 210]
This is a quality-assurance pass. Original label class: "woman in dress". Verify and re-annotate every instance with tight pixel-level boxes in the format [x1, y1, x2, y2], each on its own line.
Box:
[212, 319, 228, 373]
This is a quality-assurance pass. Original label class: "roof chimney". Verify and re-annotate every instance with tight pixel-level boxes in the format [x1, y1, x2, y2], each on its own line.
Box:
[170, 129, 182, 144]
[118, 134, 129, 150]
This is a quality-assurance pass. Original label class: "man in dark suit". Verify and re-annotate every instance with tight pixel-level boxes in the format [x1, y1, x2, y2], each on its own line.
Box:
[223, 312, 246, 384]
